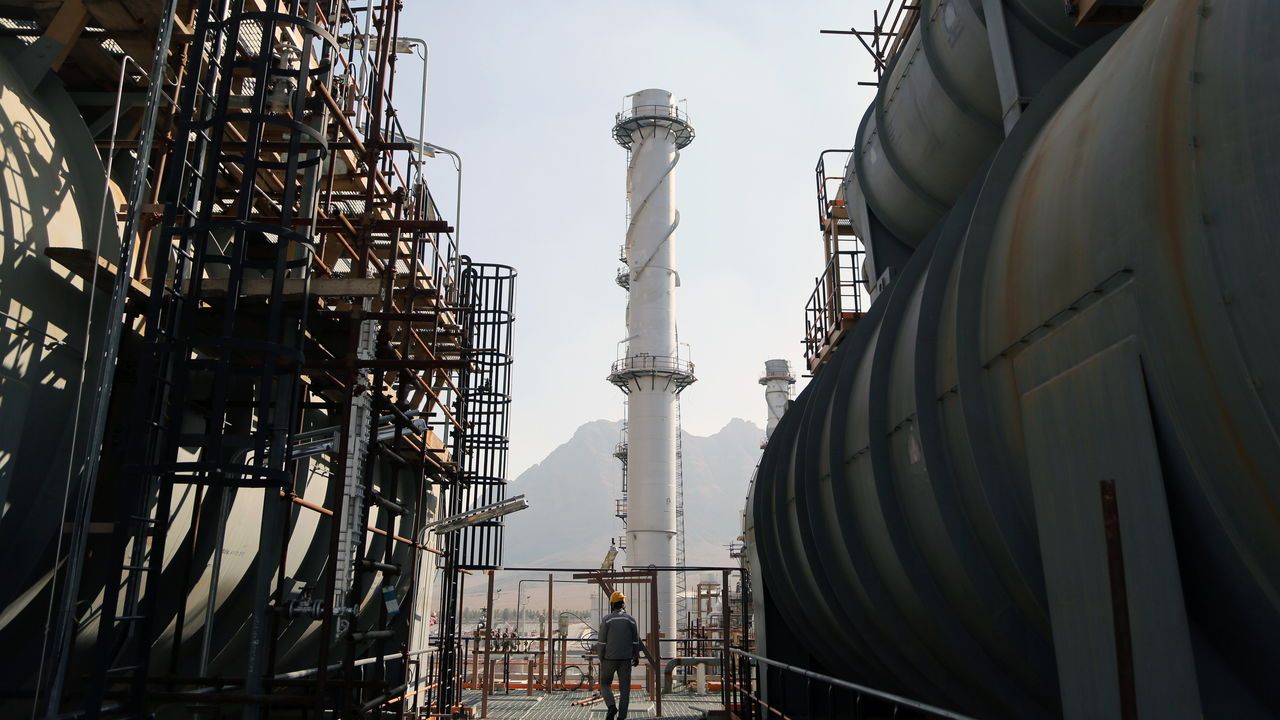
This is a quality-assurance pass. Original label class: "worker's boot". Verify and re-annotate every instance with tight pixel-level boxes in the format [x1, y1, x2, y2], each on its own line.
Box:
[605, 707, 617, 720]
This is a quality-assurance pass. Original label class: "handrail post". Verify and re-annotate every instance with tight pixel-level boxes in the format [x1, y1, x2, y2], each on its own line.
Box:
[650, 568, 663, 717]
[830, 253, 841, 321]
[545, 574, 553, 692]
[481, 569, 494, 718]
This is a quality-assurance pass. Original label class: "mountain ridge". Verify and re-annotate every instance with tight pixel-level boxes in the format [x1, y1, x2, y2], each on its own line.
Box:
[501, 416, 762, 569]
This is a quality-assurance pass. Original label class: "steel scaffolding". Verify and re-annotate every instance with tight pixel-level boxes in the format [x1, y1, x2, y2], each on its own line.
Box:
[8, 0, 515, 716]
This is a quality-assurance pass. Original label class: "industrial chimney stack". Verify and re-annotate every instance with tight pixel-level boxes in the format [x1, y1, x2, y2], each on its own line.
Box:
[607, 89, 696, 642]
[760, 359, 796, 445]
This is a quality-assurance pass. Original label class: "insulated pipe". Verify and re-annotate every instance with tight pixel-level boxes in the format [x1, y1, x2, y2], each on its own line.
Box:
[662, 657, 719, 692]
[750, 2, 1280, 717]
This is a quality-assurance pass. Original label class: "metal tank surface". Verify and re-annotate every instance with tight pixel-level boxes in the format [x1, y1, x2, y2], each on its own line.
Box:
[747, 1, 1280, 718]
[60, 456, 426, 680]
[847, 0, 1110, 277]
[0, 43, 431, 698]
[0, 41, 121, 686]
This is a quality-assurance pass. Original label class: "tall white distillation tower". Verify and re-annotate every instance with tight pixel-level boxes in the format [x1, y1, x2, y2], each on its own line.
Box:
[608, 89, 695, 643]
[759, 359, 795, 446]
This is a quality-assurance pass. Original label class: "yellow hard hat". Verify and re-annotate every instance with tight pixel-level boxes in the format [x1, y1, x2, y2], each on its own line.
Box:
[610, 591, 626, 605]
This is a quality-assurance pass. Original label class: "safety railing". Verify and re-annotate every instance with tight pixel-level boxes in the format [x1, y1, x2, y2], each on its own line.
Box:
[815, 149, 854, 231]
[804, 249, 866, 371]
[613, 103, 696, 149]
[615, 103, 692, 126]
[723, 648, 976, 720]
[609, 353, 696, 380]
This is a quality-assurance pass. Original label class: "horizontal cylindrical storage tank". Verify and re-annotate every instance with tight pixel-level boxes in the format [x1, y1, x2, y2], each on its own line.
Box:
[846, 0, 1109, 246]
[749, 1, 1280, 717]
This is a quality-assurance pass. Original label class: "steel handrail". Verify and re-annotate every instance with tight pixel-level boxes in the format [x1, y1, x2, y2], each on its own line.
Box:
[613, 103, 695, 149]
[804, 249, 864, 366]
[814, 149, 854, 229]
[725, 647, 977, 720]
[610, 354, 695, 377]
[614, 103, 691, 125]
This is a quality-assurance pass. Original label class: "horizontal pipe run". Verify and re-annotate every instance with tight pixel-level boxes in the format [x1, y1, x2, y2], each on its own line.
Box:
[304, 358, 471, 370]
[371, 492, 410, 515]
[663, 657, 720, 692]
[497, 565, 739, 572]
[358, 559, 401, 576]
[282, 492, 444, 555]
[272, 648, 435, 682]
[360, 682, 408, 712]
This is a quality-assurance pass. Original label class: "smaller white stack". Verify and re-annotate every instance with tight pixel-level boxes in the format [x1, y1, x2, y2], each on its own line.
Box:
[759, 359, 795, 443]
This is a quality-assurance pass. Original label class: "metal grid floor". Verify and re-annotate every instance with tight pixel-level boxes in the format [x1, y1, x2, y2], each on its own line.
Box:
[460, 689, 721, 719]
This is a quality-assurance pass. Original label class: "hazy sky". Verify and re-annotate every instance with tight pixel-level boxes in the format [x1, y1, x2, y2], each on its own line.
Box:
[398, 2, 878, 476]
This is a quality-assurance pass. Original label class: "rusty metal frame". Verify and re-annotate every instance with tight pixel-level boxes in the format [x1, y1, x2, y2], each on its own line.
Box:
[16, 0, 501, 716]
[820, 1, 921, 87]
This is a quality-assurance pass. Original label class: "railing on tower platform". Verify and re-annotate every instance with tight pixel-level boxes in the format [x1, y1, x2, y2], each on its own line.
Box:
[804, 150, 867, 373]
[607, 353, 697, 392]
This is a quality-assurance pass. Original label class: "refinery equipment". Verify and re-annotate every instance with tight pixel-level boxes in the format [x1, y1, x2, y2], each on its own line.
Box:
[608, 89, 696, 646]
[4, 1, 1277, 718]
[0, 1, 515, 717]
[758, 360, 795, 445]
[742, 1, 1280, 718]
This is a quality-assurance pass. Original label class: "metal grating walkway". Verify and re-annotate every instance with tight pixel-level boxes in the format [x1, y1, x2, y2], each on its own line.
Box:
[460, 689, 721, 719]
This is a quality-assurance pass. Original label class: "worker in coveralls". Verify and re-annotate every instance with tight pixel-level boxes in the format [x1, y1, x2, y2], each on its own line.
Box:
[598, 590, 643, 720]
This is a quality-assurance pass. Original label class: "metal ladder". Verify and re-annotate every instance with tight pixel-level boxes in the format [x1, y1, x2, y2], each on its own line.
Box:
[675, 397, 688, 627]
[84, 0, 335, 712]
[82, 3, 237, 713]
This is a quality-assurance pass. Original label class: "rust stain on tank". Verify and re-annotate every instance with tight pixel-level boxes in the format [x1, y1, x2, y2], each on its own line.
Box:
[1152, 0, 1271, 500]
[1002, 110, 1062, 348]
[993, 96, 1075, 351]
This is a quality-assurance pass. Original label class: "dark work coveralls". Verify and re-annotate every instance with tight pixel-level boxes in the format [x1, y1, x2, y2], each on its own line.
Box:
[598, 606, 642, 718]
